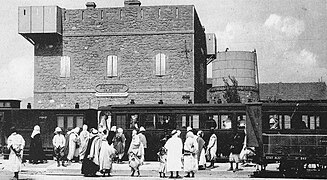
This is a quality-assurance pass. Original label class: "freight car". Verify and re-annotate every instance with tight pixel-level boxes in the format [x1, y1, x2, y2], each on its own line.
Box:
[247, 103, 327, 178]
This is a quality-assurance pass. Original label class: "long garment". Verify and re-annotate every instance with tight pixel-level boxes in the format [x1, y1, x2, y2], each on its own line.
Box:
[30, 133, 46, 163]
[99, 138, 116, 173]
[79, 130, 89, 160]
[113, 133, 126, 158]
[67, 132, 79, 160]
[128, 134, 145, 169]
[7, 133, 25, 172]
[184, 136, 198, 172]
[197, 136, 206, 167]
[81, 136, 101, 175]
[138, 133, 147, 160]
[206, 134, 217, 161]
[157, 147, 167, 173]
[53, 134, 66, 162]
[164, 135, 183, 172]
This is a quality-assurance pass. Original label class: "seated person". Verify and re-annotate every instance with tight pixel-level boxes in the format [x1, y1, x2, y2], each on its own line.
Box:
[269, 118, 279, 129]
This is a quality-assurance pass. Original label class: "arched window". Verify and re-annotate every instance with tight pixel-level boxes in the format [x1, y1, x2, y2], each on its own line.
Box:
[155, 53, 166, 76]
[107, 55, 118, 77]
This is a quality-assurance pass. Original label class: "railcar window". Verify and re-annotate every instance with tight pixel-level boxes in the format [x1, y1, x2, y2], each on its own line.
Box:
[157, 114, 172, 129]
[206, 115, 218, 129]
[129, 114, 139, 129]
[221, 115, 232, 129]
[302, 115, 320, 129]
[57, 116, 64, 129]
[284, 115, 291, 129]
[193, 115, 199, 129]
[142, 114, 155, 130]
[179, 114, 199, 129]
[116, 115, 127, 129]
[76, 116, 84, 128]
[237, 114, 246, 129]
[67, 116, 74, 129]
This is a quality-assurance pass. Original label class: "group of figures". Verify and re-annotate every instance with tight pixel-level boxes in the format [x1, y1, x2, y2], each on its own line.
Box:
[157, 127, 217, 178]
[6, 122, 251, 179]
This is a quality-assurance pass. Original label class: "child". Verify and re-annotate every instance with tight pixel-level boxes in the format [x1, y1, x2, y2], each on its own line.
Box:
[157, 146, 167, 178]
[129, 152, 141, 176]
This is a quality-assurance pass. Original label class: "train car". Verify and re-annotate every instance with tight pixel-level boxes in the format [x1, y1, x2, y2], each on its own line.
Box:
[247, 103, 327, 178]
[0, 108, 98, 160]
[99, 103, 247, 161]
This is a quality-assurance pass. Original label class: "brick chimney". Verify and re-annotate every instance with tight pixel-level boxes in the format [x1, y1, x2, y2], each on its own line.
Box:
[86, 2, 96, 9]
[124, 0, 141, 7]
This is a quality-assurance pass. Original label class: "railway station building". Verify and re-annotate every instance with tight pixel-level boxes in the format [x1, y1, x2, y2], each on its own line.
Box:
[19, 0, 216, 109]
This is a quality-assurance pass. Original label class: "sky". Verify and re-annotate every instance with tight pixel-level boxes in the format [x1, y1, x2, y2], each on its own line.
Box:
[0, 0, 327, 99]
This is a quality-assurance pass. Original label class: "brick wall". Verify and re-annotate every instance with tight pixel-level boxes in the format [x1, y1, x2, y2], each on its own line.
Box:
[34, 4, 207, 108]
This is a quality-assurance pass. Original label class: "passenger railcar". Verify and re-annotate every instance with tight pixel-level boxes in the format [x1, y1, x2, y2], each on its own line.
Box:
[99, 103, 247, 161]
[0, 108, 97, 160]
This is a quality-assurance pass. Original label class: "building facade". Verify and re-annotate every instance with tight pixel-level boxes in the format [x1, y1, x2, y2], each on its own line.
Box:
[19, 0, 209, 109]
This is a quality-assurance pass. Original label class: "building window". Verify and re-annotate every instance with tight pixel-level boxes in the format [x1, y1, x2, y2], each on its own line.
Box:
[60, 56, 70, 78]
[155, 53, 166, 76]
[140, 8, 144, 19]
[107, 55, 118, 77]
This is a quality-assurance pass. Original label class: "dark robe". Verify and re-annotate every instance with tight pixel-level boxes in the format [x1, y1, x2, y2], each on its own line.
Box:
[30, 134, 46, 163]
[197, 136, 205, 162]
[81, 136, 99, 176]
[106, 131, 116, 145]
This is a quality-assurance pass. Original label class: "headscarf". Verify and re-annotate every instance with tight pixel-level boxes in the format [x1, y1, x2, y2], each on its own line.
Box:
[82, 124, 88, 131]
[117, 128, 123, 134]
[31, 125, 40, 138]
[73, 127, 80, 134]
[110, 126, 117, 132]
[186, 131, 194, 139]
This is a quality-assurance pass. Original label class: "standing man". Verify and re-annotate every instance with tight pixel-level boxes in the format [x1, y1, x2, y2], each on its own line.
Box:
[79, 125, 90, 162]
[228, 131, 244, 172]
[7, 127, 25, 180]
[53, 127, 66, 167]
[206, 127, 217, 168]
[138, 127, 147, 160]
[164, 130, 183, 178]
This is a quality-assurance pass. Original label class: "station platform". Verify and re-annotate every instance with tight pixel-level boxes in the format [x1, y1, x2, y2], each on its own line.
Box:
[0, 158, 263, 177]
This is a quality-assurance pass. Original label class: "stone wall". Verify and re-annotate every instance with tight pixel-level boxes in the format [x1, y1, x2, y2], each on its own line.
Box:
[34, 4, 207, 108]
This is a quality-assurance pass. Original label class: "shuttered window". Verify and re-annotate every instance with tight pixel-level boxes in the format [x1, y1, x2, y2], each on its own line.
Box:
[60, 56, 70, 77]
[107, 55, 118, 77]
[155, 53, 166, 76]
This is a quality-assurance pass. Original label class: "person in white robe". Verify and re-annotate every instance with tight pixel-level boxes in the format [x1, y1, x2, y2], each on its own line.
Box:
[53, 127, 66, 167]
[197, 130, 206, 170]
[79, 125, 89, 161]
[206, 128, 217, 168]
[67, 127, 80, 163]
[7, 127, 25, 180]
[99, 130, 116, 177]
[164, 130, 183, 178]
[183, 131, 198, 177]
[128, 129, 144, 177]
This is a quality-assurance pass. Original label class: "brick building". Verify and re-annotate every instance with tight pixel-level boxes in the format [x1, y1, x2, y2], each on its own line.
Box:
[19, 0, 212, 109]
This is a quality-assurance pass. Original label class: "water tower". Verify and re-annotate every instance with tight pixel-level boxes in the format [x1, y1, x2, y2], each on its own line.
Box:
[209, 50, 259, 103]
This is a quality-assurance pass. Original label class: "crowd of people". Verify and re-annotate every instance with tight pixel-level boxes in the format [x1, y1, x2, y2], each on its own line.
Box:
[6, 122, 252, 179]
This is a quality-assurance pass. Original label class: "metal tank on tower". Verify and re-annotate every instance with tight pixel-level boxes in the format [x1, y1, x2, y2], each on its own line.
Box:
[209, 50, 259, 103]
